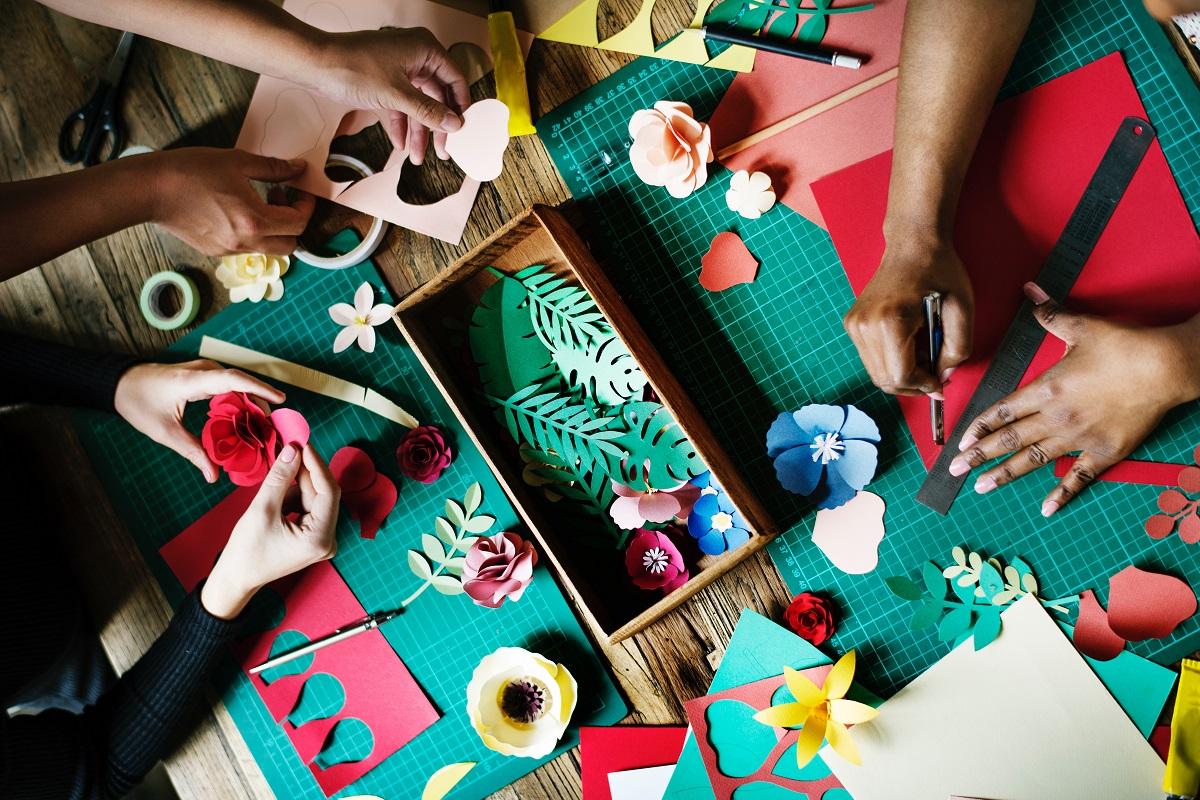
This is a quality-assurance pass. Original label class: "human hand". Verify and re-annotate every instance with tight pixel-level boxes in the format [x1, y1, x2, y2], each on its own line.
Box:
[1143, 0, 1200, 21]
[309, 26, 469, 165]
[114, 359, 286, 482]
[949, 283, 1200, 516]
[149, 147, 316, 256]
[202, 444, 340, 619]
[843, 238, 974, 396]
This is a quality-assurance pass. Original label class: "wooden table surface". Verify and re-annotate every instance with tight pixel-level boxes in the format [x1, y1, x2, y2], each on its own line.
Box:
[2, 2, 1198, 799]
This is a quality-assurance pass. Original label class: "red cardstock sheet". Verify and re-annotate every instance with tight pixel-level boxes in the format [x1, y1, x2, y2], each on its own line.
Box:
[580, 725, 687, 800]
[159, 488, 439, 796]
[682, 666, 845, 800]
[812, 53, 1200, 469]
[708, 0, 906, 227]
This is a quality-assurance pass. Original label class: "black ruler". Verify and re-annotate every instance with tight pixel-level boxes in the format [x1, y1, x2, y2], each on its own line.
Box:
[916, 116, 1156, 514]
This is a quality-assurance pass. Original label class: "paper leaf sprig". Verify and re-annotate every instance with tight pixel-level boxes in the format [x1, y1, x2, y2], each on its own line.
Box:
[1145, 444, 1200, 543]
[753, 650, 877, 767]
[513, 265, 609, 351]
[402, 483, 496, 606]
[885, 547, 1077, 650]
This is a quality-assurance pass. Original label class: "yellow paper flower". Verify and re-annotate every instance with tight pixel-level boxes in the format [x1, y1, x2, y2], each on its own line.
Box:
[466, 647, 578, 758]
[215, 253, 289, 303]
[753, 650, 878, 767]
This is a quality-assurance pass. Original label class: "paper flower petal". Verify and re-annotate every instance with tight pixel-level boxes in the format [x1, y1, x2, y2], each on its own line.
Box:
[753, 701, 809, 729]
[357, 325, 377, 354]
[829, 699, 878, 724]
[1107, 565, 1197, 641]
[793, 717, 827, 768]
[329, 303, 357, 325]
[269, 408, 310, 447]
[819, 468, 859, 510]
[783, 665, 825, 707]
[773, 446, 824, 497]
[766, 412, 807, 458]
[824, 720, 861, 766]
[1073, 589, 1126, 660]
[332, 325, 358, 354]
[354, 282, 374, 316]
[823, 650, 856, 700]
[794, 404, 847, 440]
[840, 405, 882, 442]
[640, 491, 682, 523]
[366, 303, 393, 326]
[833, 439, 879, 491]
[610, 494, 645, 530]
[699, 231, 759, 292]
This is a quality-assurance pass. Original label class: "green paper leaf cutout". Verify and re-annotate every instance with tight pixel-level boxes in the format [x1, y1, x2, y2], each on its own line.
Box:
[445, 499, 466, 527]
[434, 517, 456, 546]
[885, 575, 922, 602]
[432, 574, 465, 595]
[514, 264, 610, 351]
[313, 717, 374, 769]
[421, 533, 446, 562]
[922, 562, 946, 599]
[771, 741, 836, 781]
[469, 274, 556, 399]
[706, 699, 777, 779]
[950, 576, 977, 604]
[408, 550, 434, 581]
[732, 782, 808, 800]
[489, 385, 626, 478]
[286, 672, 345, 728]
[444, 556, 466, 576]
[978, 561, 1006, 599]
[260, 630, 312, 685]
[973, 607, 1003, 650]
[613, 402, 705, 491]
[938, 605, 973, 642]
[909, 600, 942, 631]
[463, 482, 482, 516]
[552, 335, 648, 406]
[465, 514, 496, 534]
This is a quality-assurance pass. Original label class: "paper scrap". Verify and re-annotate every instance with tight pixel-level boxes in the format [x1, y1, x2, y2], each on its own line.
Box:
[608, 764, 676, 800]
[1107, 565, 1198, 642]
[820, 596, 1165, 800]
[700, 232, 759, 292]
[1073, 589, 1126, 661]
[199, 336, 419, 428]
[421, 761, 477, 800]
[444, 99, 511, 181]
[582, 726, 688, 800]
[1054, 455, 1190, 486]
[330, 446, 399, 540]
[811, 490, 885, 574]
[725, 170, 776, 220]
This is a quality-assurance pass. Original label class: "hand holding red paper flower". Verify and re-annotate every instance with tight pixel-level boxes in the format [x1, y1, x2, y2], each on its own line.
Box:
[396, 424, 453, 484]
[784, 592, 837, 646]
[463, 532, 538, 608]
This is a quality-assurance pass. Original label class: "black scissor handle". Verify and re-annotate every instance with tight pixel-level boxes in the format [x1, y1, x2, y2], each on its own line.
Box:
[58, 81, 125, 167]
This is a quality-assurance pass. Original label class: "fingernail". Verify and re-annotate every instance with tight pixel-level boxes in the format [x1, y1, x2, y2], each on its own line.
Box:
[975, 476, 997, 494]
[958, 434, 977, 451]
[442, 112, 463, 132]
[1024, 282, 1050, 305]
[939, 367, 956, 383]
[1041, 500, 1060, 517]
[203, 466, 216, 483]
[929, 391, 944, 401]
[949, 458, 969, 477]
[280, 445, 297, 463]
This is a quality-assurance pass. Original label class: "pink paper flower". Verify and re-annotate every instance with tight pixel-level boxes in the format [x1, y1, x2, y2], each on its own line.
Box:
[609, 480, 701, 530]
[624, 528, 689, 594]
[201, 392, 278, 486]
[628, 101, 713, 199]
[463, 532, 538, 609]
[396, 425, 453, 484]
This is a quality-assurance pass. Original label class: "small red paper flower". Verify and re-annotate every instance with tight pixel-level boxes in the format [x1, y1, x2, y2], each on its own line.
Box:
[784, 592, 837, 646]
[396, 425, 453, 484]
[201, 392, 278, 486]
[624, 528, 689, 594]
[463, 532, 538, 609]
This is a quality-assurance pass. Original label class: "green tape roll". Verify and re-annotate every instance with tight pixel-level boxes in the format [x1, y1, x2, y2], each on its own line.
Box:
[139, 271, 199, 331]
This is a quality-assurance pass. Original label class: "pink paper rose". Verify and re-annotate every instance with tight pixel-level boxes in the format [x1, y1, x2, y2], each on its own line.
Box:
[396, 425, 453, 484]
[201, 392, 278, 486]
[463, 532, 538, 608]
[628, 101, 713, 199]
[624, 528, 689, 594]
[609, 480, 701, 530]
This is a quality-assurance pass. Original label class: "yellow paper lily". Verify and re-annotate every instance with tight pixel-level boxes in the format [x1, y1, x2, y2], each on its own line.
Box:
[752, 650, 878, 767]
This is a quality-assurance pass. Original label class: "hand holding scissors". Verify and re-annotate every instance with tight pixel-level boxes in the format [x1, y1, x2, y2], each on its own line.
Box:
[59, 32, 135, 166]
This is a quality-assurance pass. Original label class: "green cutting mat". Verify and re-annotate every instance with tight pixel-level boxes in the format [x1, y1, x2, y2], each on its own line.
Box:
[541, 0, 1200, 695]
[74, 232, 626, 799]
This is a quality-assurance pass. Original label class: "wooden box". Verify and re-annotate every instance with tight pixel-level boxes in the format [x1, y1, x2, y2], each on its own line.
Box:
[394, 205, 776, 642]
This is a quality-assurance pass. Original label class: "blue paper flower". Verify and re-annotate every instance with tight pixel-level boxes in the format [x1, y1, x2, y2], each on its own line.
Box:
[687, 472, 752, 555]
[766, 404, 880, 510]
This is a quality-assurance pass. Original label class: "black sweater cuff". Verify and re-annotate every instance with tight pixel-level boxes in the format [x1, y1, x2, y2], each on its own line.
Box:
[0, 332, 139, 412]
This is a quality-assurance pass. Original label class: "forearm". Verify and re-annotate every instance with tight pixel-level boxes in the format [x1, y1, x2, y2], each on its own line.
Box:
[1171, 312, 1200, 404]
[0, 332, 138, 410]
[885, 0, 1035, 248]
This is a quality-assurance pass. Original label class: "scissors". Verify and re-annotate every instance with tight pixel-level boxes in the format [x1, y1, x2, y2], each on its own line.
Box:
[59, 31, 135, 167]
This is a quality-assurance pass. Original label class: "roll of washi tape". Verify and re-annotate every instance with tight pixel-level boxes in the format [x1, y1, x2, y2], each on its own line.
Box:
[293, 153, 388, 270]
[140, 271, 199, 331]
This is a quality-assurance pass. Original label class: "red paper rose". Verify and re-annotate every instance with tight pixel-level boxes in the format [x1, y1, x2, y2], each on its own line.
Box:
[463, 532, 538, 608]
[201, 392, 278, 486]
[624, 527, 689, 594]
[396, 425, 453, 484]
[784, 592, 836, 646]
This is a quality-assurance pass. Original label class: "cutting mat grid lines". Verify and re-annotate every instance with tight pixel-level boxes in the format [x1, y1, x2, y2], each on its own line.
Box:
[74, 236, 625, 799]
[542, 0, 1200, 694]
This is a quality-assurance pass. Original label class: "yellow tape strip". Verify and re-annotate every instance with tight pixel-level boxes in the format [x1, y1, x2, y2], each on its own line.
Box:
[199, 335, 418, 429]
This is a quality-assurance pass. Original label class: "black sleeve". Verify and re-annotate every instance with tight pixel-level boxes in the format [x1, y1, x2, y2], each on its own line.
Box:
[0, 332, 139, 412]
[0, 588, 243, 800]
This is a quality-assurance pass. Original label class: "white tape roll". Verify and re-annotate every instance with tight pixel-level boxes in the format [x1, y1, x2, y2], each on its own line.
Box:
[293, 153, 388, 270]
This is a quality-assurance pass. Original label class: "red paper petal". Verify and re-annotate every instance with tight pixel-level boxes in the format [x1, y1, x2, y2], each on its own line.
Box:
[1107, 565, 1198, 641]
[270, 408, 310, 448]
[1145, 514, 1177, 540]
[1182, 514, 1200, 545]
[699, 231, 759, 292]
[1073, 589, 1126, 661]
[346, 474, 398, 540]
[330, 446, 378, 494]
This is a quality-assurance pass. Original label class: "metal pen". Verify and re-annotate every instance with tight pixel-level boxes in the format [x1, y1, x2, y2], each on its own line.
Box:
[924, 292, 945, 445]
[249, 608, 403, 675]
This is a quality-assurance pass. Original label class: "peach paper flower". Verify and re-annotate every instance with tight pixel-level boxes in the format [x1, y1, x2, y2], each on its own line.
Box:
[628, 101, 713, 199]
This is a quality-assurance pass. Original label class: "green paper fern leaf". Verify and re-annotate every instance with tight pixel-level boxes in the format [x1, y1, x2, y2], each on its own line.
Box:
[488, 385, 626, 477]
[514, 265, 610, 350]
[552, 335, 647, 406]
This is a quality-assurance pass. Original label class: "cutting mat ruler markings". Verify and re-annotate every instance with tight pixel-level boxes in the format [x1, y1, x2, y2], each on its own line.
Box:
[916, 115, 1156, 514]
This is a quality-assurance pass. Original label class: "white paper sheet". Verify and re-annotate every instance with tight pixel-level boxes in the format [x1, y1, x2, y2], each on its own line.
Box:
[608, 764, 676, 800]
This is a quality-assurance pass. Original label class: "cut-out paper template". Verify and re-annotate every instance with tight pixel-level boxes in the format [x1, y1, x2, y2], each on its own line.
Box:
[329, 282, 394, 354]
[581, 726, 688, 800]
[199, 336, 419, 429]
[444, 99, 511, 181]
[810, 490, 885, 574]
[821, 596, 1166, 800]
[314, 717, 374, 770]
[687, 472, 752, 555]
[330, 446, 398, 540]
[725, 170, 776, 219]
[886, 547, 1077, 651]
[260, 629, 313, 684]
[629, 101, 713, 198]
[1144, 444, 1200, 542]
[814, 53, 1200, 466]
[609, 764, 676, 800]
[402, 482, 497, 606]
[700, 231, 759, 292]
[159, 487, 439, 796]
[287, 673, 347, 761]
[766, 404, 879, 510]
[421, 761, 477, 800]
[236, 0, 532, 244]
[709, 0, 906, 228]
[1107, 565, 1197, 642]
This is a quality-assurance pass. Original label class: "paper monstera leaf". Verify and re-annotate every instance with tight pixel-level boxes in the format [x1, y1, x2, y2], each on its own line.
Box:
[615, 401, 707, 492]
[469, 273, 557, 398]
[553, 335, 647, 406]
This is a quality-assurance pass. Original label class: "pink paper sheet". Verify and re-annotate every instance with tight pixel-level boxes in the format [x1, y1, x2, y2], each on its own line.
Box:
[580, 726, 687, 800]
[708, 0, 907, 227]
[159, 488, 439, 796]
[812, 53, 1200, 469]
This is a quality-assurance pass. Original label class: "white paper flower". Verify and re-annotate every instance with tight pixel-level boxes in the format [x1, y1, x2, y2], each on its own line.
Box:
[725, 170, 776, 219]
[466, 646, 578, 758]
[215, 253, 289, 303]
[329, 282, 393, 354]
